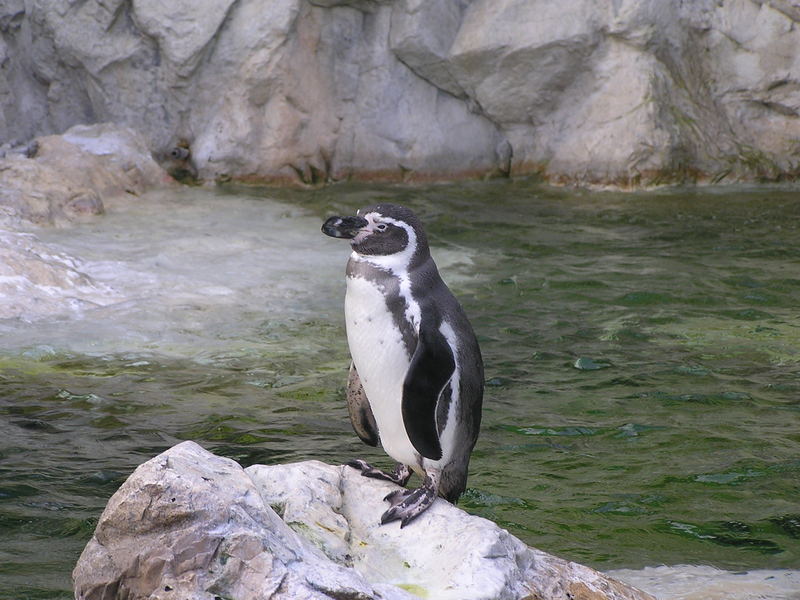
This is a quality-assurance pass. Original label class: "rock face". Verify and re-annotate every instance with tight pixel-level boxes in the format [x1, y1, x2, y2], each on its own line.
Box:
[2, 0, 798, 186]
[73, 441, 654, 600]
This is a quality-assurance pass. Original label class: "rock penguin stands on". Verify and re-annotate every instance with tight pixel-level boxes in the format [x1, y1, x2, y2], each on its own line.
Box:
[322, 204, 483, 527]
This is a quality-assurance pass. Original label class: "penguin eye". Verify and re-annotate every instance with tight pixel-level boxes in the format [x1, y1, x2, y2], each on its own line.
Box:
[375, 223, 388, 232]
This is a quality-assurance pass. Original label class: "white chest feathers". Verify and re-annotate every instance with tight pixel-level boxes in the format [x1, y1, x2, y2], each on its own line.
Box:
[344, 275, 420, 467]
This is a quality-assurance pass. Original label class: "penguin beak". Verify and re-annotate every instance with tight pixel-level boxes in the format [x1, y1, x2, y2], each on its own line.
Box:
[321, 215, 369, 240]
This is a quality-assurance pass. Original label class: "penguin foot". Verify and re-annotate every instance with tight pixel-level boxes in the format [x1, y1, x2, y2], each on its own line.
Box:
[383, 488, 415, 508]
[379, 472, 439, 528]
[346, 459, 412, 486]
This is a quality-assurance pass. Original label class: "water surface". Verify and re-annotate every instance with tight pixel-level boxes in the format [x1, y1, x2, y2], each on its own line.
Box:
[1, 181, 799, 599]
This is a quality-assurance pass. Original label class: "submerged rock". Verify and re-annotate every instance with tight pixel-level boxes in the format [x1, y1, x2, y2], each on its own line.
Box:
[0, 230, 120, 321]
[72, 441, 653, 600]
[609, 565, 800, 600]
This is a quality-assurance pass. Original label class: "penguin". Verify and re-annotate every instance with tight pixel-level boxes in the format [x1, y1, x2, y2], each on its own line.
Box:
[321, 203, 483, 527]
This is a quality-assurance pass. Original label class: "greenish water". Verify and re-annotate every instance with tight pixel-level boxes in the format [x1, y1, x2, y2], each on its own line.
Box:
[1, 181, 800, 598]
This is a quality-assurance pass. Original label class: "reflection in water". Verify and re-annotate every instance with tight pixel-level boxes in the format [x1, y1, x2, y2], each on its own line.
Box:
[1, 182, 799, 599]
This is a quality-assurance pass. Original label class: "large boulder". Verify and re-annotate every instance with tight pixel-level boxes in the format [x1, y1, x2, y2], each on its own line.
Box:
[73, 441, 654, 600]
[2, 0, 798, 185]
[0, 123, 171, 227]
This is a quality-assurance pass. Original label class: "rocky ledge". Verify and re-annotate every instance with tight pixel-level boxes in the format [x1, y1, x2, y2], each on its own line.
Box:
[73, 441, 653, 600]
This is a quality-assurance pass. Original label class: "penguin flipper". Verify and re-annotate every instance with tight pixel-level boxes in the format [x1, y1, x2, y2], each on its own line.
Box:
[402, 322, 454, 461]
[346, 362, 379, 447]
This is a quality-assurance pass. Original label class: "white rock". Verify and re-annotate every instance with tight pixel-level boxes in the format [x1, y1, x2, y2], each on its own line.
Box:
[73, 441, 392, 600]
[73, 441, 654, 600]
[60, 123, 172, 188]
[342, 4, 504, 181]
[703, 0, 800, 165]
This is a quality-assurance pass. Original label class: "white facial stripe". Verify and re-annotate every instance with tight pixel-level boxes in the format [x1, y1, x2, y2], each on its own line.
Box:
[351, 212, 422, 330]
[355, 214, 417, 271]
[359, 212, 422, 333]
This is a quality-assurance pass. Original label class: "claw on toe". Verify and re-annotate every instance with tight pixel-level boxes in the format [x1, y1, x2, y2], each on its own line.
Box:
[346, 459, 370, 471]
[379, 485, 435, 528]
[345, 459, 412, 486]
[383, 488, 413, 507]
[380, 506, 401, 526]
[346, 458, 386, 480]
[348, 462, 441, 528]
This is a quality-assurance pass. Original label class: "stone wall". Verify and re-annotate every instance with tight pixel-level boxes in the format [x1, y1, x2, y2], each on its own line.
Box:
[1, 0, 798, 186]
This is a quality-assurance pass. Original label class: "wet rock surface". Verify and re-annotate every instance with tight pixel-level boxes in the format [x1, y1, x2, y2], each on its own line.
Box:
[0, 229, 120, 321]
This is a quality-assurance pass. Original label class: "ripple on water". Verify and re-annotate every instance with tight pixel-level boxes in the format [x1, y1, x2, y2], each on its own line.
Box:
[2, 183, 800, 598]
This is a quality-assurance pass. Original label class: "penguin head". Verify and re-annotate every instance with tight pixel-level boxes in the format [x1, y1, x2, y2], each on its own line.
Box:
[322, 203, 430, 264]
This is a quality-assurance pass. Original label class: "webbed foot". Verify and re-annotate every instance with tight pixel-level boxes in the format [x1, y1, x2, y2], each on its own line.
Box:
[380, 471, 439, 528]
[383, 488, 414, 508]
[346, 459, 412, 486]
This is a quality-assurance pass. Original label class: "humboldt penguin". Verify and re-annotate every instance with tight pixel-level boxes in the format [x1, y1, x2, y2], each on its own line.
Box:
[322, 203, 483, 527]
